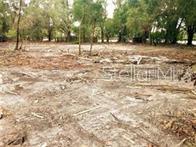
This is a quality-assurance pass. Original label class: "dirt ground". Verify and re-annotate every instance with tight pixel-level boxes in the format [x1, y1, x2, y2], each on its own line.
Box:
[0, 42, 195, 147]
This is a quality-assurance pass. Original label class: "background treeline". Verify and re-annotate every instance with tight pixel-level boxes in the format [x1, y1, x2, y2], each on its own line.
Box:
[0, 0, 195, 46]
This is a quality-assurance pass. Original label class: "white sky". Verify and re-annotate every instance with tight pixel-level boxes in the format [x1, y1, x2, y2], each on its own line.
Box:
[106, 0, 115, 18]
[24, 0, 115, 18]
[68, 0, 115, 18]
[25, 0, 31, 4]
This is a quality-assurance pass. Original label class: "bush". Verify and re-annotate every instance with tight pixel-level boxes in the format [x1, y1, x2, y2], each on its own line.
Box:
[150, 31, 165, 45]
[6, 29, 16, 40]
[0, 34, 7, 42]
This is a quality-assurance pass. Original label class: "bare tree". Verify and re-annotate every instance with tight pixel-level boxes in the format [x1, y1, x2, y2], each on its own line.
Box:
[15, 0, 22, 50]
[90, 20, 96, 56]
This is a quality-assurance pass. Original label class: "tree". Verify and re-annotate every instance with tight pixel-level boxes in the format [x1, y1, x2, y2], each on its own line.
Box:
[42, 0, 55, 42]
[126, 0, 151, 43]
[15, 0, 22, 50]
[73, 0, 104, 55]
[4, 0, 31, 49]
[161, 0, 182, 44]
[179, 0, 196, 45]
[55, 0, 72, 42]
[99, 0, 107, 43]
[113, 1, 129, 42]
[73, 0, 91, 55]
[89, 0, 104, 55]
[21, 0, 46, 41]
[73, 0, 92, 43]
[1, 0, 195, 47]
[0, 0, 11, 35]
[105, 18, 115, 43]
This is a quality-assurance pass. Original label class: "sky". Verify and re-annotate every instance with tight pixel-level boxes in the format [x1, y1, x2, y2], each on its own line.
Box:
[24, 0, 116, 18]
[106, 0, 115, 18]
[68, 0, 115, 18]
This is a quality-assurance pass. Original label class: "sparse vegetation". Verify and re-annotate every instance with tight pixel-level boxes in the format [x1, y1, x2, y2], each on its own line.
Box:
[0, 0, 195, 146]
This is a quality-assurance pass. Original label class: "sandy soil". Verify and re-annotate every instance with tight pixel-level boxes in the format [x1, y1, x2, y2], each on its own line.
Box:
[0, 42, 195, 147]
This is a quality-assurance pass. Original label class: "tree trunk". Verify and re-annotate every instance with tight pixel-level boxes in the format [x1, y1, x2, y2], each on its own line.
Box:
[2, 18, 8, 34]
[164, 19, 180, 44]
[15, 0, 22, 50]
[164, 30, 169, 44]
[106, 36, 109, 43]
[65, 0, 71, 42]
[118, 31, 122, 42]
[165, 30, 178, 44]
[171, 29, 179, 44]
[101, 26, 104, 43]
[48, 28, 52, 42]
[82, 28, 86, 42]
[171, 19, 183, 44]
[66, 30, 71, 42]
[90, 22, 96, 56]
[78, 7, 85, 55]
[78, 25, 81, 55]
[19, 36, 23, 50]
[118, 25, 127, 43]
[187, 26, 195, 46]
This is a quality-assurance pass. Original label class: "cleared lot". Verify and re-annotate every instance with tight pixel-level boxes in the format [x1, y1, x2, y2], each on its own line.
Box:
[0, 43, 195, 146]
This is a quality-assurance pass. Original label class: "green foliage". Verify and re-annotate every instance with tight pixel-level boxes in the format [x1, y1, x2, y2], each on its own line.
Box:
[126, 0, 151, 37]
[0, 0, 195, 45]
[0, 0, 11, 34]
[113, 2, 129, 42]
[105, 18, 115, 41]
[73, 0, 104, 42]
[6, 29, 16, 39]
[125, 0, 196, 44]
[150, 31, 165, 44]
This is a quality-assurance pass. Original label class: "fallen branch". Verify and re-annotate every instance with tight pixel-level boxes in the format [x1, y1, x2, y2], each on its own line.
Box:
[73, 106, 101, 116]
[110, 112, 159, 147]
[31, 112, 44, 119]
[174, 138, 187, 147]
[191, 90, 196, 96]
